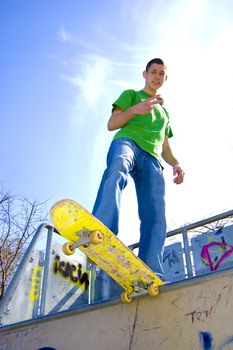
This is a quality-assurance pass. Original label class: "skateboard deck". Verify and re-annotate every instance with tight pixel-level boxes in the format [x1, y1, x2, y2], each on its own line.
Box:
[50, 199, 163, 302]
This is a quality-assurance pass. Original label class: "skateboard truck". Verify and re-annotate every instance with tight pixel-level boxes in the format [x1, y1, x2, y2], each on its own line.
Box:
[62, 229, 104, 255]
[121, 280, 159, 303]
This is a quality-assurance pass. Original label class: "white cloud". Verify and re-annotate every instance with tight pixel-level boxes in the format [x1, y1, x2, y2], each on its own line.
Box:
[58, 25, 74, 43]
[58, 25, 102, 53]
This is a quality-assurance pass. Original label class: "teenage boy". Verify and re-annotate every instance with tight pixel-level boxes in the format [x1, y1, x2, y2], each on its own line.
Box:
[93, 58, 185, 281]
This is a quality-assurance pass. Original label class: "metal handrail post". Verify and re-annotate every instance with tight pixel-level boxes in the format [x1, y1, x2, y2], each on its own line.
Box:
[181, 226, 193, 278]
[39, 225, 54, 316]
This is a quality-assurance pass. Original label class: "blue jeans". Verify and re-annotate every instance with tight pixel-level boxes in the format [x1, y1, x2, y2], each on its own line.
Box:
[92, 138, 166, 278]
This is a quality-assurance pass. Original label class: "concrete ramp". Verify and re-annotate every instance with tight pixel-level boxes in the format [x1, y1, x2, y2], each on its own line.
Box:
[1, 268, 233, 350]
[1, 212, 233, 349]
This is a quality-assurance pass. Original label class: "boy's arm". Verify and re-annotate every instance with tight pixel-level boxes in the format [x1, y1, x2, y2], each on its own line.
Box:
[107, 106, 135, 131]
[162, 136, 185, 184]
[107, 95, 162, 131]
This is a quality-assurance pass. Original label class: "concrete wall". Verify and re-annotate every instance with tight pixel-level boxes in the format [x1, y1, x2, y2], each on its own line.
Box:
[1, 267, 233, 350]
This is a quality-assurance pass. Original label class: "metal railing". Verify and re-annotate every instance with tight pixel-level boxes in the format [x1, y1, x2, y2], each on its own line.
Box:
[129, 209, 233, 278]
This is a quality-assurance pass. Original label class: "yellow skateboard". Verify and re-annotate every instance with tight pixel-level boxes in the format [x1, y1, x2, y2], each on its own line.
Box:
[50, 199, 164, 303]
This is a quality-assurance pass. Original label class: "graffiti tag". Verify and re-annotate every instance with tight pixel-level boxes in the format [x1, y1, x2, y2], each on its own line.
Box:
[29, 266, 43, 301]
[185, 307, 213, 324]
[163, 249, 180, 267]
[53, 255, 89, 290]
[201, 238, 233, 271]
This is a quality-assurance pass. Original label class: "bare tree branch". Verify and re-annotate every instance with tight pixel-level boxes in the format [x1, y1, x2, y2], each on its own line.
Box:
[0, 188, 48, 299]
[188, 215, 233, 237]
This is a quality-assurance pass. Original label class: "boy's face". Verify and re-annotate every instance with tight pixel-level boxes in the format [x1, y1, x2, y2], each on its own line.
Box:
[143, 63, 167, 92]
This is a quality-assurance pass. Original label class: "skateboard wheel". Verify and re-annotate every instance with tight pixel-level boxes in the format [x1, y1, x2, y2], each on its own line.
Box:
[62, 242, 75, 255]
[121, 292, 132, 303]
[90, 230, 104, 245]
[148, 283, 159, 297]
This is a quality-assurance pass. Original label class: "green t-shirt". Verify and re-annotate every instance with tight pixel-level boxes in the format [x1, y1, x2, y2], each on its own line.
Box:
[112, 89, 173, 164]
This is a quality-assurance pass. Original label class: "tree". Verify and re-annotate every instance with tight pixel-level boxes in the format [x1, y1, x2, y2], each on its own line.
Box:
[190, 214, 233, 236]
[0, 189, 47, 299]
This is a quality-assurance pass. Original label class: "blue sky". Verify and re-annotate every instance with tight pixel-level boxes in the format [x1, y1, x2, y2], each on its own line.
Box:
[1, 0, 233, 245]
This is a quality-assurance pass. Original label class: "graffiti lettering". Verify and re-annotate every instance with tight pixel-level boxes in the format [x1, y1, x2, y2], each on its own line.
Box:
[53, 255, 89, 290]
[201, 238, 233, 271]
[185, 308, 211, 323]
[163, 249, 180, 267]
[29, 266, 43, 301]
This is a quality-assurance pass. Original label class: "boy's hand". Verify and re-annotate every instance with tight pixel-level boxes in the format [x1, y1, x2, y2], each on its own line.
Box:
[173, 164, 185, 184]
[131, 95, 164, 115]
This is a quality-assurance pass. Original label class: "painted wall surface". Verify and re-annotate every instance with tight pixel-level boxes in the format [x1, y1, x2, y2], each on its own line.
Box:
[0, 239, 89, 326]
[1, 268, 233, 350]
[45, 240, 89, 314]
[192, 225, 233, 275]
[0, 233, 187, 327]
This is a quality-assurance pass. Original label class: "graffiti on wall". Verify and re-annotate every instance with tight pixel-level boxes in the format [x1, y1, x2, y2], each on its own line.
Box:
[200, 236, 233, 272]
[163, 249, 180, 268]
[53, 254, 89, 290]
[162, 242, 186, 281]
[199, 331, 233, 350]
[29, 266, 43, 301]
[185, 308, 212, 324]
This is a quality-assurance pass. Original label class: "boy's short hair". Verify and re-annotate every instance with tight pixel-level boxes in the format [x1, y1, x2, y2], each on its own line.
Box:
[146, 58, 166, 72]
